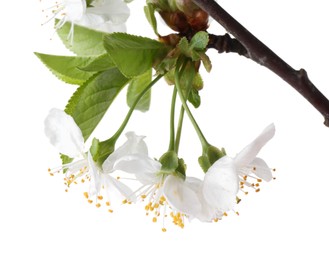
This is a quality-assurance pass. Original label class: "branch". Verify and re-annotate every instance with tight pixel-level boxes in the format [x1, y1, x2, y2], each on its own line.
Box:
[208, 33, 249, 58]
[193, 0, 329, 127]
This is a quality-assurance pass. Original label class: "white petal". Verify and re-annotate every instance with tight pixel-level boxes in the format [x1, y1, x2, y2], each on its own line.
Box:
[234, 123, 275, 169]
[184, 177, 218, 222]
[163, 176, 202, 217]
[64, 158, 88, 175]
[93, 22, 127, 33]
[249, 157, 273, 182]
[202, 156, 239, 212]
[64, 0, 86, 21]
[102, 175, 136, 204]
[113, 154, 161, 184]
[88, 152, 101, 196]
[87, 0, 130, 24]
[76, 13, 107, 28]
[102, 132, 148, 172]
[44, 108, 84, 158]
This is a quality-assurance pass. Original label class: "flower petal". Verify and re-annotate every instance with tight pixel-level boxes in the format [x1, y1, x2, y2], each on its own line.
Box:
[234, 123, 275, 169]
[94, 22, 127, 33]
[88, 152, 102, 196]
[44, 108, 84, 158]
[102, 175, 136, 204]
[163, 176, 202, 217]
[249, 157, 273, 182]
[87, 0, 130, 24]
[102, 132, 148, 172]
[64, 0, 86, 21]
[184, 177, 219, 222]
[113, 154, 162, 184]
[202, 156, 239, 212]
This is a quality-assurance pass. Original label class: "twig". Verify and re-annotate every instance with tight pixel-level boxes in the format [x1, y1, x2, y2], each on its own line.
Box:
[193, 0, 329, 127]
[208, 33, 249, 58]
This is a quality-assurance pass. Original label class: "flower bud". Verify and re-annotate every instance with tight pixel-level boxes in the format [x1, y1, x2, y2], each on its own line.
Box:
[149, 0, 209, 33]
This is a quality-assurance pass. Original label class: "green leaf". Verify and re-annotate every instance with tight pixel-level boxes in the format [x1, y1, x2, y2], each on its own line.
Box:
[144, 4, 158, 35]
[79, 53, 115, 72]
[35, 53, 97, 85]
[56, 19, 106, 56]
[103, 33, 168, 77]
[65, 68, 129, 140]
[127, 69, 152, 112]
[177, 33, 210, 62]
[190, 31, 209, 50]
[177, 37, 190, 55]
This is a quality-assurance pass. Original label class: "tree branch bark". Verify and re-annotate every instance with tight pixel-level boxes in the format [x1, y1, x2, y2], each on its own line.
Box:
[193, 0, 329, 127]
[208, 33, 249, 58]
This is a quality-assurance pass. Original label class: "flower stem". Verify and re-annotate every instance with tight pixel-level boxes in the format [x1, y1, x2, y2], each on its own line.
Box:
[174, 105, 185, 154]
[168, 87, 177, 151]
[174, 61, 209, 151]
[112, 74, 163, 141]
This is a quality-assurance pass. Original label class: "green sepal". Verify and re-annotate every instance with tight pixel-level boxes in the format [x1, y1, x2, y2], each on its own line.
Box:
[34, 53, 97, 85]
[188, 88, 201, 108]
[198, 155, 211, 173]
[60, 154, 73, 172]
[175, 158, 187, 180]
[78, 54, 115, 72]
[90, 138, 100, 161]
[193, 72, 204, 90]
[159, 151, 186, 180]
[207, 145, 226, 165]
[90, 138, 116, 167]
[127, 69, 152, 112]
[86, 0, 94, 7]
[198, 145, 226, 172]
[198, 52, 212, 72]
[159, 151, 179, 171]
[103, 33, 168, 78]
[56, 19, 106, 56]
[65, 68, 129, 141]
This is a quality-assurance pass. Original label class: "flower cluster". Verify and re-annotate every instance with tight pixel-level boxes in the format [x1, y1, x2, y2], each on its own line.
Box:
[45, 109, 275, 231]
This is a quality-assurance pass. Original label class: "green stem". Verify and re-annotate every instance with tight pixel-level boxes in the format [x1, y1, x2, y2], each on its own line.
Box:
[168, 87, 177, 151]
[174, 105, 185, 154]
[111, 74, 163, 141]
[175, 62, 209, 151]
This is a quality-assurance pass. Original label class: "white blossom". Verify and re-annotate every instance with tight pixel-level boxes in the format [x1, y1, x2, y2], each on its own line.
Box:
[203, 124, 276, 214]
[41, 0, 130, 42]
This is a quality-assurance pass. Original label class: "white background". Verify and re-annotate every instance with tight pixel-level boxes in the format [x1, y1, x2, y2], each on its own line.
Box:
[1, 0, 329, 259]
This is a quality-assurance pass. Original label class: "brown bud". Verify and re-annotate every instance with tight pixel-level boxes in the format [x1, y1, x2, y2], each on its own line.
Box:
[159, 33, 181, 46]
[159, 11, 189, 33]
[187, 9, 209, 31]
